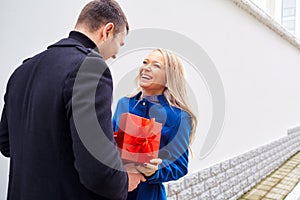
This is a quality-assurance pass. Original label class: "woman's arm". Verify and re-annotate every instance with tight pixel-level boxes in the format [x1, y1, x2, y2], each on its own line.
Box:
[147, 112, 191, 183]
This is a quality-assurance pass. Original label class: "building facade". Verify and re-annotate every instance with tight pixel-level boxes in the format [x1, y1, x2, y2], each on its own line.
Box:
[251, 0, 300, 38]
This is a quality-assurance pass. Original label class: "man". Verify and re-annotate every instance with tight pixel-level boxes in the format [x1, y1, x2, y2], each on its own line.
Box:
[0, 0, 145, 199]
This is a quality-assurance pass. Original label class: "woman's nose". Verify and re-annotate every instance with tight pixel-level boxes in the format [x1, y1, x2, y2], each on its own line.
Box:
[143, 64, 152, 71]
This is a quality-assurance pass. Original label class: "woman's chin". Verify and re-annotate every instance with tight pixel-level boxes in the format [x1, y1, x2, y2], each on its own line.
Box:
[139, 82, 151, 89]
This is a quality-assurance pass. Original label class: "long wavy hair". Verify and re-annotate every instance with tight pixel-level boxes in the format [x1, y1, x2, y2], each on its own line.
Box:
[128, 48, 197, 145]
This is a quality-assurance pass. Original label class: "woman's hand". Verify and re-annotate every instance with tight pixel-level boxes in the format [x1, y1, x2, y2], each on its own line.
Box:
[136, 158, 162, 177]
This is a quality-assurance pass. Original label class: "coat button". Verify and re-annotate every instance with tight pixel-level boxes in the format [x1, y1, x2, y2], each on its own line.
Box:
[142, 102, 146, 106]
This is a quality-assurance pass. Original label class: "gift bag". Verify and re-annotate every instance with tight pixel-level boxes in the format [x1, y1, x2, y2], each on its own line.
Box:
[114, 112, 162, 163]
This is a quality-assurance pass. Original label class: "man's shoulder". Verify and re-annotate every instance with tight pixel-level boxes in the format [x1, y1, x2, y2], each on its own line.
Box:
[48, 38, 88, 53]
[47, 37, 102, 58]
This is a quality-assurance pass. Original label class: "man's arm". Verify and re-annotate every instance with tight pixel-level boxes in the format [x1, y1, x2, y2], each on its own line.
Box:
[0, 93, 10, 157]
[63, 55, 128, 199]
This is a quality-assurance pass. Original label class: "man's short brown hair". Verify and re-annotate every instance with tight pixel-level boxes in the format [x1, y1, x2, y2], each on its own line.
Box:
[76, 0, 129, 35]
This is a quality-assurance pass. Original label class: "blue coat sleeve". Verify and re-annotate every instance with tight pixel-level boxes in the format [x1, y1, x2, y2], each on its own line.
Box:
[112, 101, 119, 132]
[147, 112, 191, 183]
[112, 98, 129, 132]
[63, 56, 128, 199]
[0, 93, 10, 157]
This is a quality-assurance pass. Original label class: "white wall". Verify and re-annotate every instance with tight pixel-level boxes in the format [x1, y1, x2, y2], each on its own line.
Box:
[1, 0, 300, 199]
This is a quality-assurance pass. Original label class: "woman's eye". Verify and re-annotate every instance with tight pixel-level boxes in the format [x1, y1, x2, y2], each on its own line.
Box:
[154, 64, 161, 68]
[142, 61, 148, 65]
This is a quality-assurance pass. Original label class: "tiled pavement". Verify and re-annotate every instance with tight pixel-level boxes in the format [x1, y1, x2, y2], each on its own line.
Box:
[239, 151, 300, 200]
[166, 131, 300, 200]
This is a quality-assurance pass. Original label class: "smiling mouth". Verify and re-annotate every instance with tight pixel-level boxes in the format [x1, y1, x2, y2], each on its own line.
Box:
[141, 74, 152, 80]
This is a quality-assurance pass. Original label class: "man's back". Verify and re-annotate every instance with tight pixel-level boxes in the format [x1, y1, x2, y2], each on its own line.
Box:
[1, 36, 127, 200]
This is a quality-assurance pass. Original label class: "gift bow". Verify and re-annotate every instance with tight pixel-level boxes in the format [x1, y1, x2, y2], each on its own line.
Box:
[125, 133, 158, 155]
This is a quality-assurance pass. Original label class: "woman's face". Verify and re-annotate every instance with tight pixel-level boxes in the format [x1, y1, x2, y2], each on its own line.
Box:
[139, 51, 166, 95]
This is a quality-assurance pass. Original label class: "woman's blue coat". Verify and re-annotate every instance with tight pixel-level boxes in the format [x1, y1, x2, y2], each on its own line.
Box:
[112, 92, 191, 200]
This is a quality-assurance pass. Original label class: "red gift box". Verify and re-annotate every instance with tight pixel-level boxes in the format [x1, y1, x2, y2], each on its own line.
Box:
[114, 113, 162, 163]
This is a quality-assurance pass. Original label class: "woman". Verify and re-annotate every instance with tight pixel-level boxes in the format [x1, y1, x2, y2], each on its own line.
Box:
[112, 48, 197, 200]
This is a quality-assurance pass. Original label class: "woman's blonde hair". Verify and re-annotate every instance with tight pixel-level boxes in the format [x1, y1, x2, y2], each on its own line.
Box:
[129, 48, 197, 145]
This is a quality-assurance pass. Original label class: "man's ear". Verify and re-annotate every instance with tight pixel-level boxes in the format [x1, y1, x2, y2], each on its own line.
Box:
[101, 23, 115, 41]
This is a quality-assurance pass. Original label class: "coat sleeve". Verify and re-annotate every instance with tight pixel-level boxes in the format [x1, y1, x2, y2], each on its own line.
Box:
[147, 111, 191, 183]
[63, 55, 128, 199]
[112, 103, 118, 132]
[0, 92, 10, 157]
[112, 99, 122, 132]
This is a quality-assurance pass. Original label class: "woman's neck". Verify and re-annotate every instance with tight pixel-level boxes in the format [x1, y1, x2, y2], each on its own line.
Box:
[141, 89, 163, 96]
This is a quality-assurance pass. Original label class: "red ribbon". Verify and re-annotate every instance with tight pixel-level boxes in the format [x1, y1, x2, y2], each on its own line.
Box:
[124, 133, 158, 156]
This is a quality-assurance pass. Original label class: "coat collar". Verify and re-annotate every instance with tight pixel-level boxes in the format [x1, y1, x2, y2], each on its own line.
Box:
[134, 91, 169, 106]
[47, 31, 100, 54]
[68, 31, 97, 50]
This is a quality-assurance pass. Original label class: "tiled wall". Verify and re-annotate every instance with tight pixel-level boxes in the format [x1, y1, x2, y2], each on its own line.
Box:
[165, 127, 300, 200]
